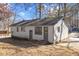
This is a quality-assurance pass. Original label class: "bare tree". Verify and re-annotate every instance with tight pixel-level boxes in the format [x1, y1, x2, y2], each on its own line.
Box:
[0, 3, 13, 35]
[37, 3, 45, 19]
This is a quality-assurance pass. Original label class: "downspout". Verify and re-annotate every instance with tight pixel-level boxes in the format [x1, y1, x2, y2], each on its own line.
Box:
[53, 25, 55, 44]
[53, 25, 56, 45]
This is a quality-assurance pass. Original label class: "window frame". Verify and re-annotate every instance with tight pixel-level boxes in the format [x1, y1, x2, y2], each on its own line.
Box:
[57, 26, 60, 32]
[17, 27, 19, 32]
[21, 26, 25, 32]
[35, 27, 42, 35]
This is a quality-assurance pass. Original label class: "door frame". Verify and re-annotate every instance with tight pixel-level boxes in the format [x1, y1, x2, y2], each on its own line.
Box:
[29, 30, 33, 40]
[43, 27, 48, 42]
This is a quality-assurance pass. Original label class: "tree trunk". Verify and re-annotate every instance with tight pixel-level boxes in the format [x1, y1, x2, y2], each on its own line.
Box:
[39, 3, 42, 19]
[58, 3, 61, 17]
[64, 3, 66, 20]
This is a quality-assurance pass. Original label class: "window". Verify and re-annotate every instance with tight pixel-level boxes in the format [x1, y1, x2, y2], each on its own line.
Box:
[35, 27, 42, 35]
[21, 26, 25, 32]
[57, 27, 60, 32]
[44, 27, 48, 33]
[17, 27, 19, 32]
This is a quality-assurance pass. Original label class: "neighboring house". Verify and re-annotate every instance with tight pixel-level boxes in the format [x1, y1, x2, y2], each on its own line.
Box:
[0, 21, 4, 31]
[0, 20, 7, 34]
[11, 16, 68, 43]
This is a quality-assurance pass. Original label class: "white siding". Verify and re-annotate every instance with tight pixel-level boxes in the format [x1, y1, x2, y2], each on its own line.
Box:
[54, 19, 68, 42]
[54, 20, 62, 42]
[11, 19, 68, 43]
[47, 26, 54, 43]
[12, 26, 44, 40]
[12, 26, 33, 38]
[61, 21, 68, 40]
[25, 26, 43, 40]
[0, 21, 4, 30]
[33, 26, 43, 40]
[25, 26, 34, 39]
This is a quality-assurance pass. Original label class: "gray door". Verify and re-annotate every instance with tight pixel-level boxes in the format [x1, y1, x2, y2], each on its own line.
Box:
[29, 30, 33, 39]
[44, 27, 48, 41]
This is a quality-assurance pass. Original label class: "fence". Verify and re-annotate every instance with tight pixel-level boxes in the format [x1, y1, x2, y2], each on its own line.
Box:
[0, 31, 11, 38]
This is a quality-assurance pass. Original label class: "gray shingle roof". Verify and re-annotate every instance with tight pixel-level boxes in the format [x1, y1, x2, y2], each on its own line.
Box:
[11, 16, 63, 26]
[20, 18, 39, 26]
[10, 18, 40, 26]
[10, 20, 31, 26]
[26, 16, 63, 26]
[41, 16, 63, 25]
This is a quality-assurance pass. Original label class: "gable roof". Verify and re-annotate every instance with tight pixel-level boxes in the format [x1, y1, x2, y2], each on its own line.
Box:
[25, 16, 63, 26]
[11, 16, 63, 27]
[10, 20, 31, 26]
[41, 16, 63, 25]
[10, 18, 40, 26]
[20, 18, 39, 26]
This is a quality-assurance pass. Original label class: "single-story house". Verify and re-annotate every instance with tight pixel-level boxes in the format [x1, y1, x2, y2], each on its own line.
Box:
[11, 16, 68, 43]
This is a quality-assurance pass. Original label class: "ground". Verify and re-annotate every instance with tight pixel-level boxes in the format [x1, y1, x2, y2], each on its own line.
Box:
[0, 37, 79, 56]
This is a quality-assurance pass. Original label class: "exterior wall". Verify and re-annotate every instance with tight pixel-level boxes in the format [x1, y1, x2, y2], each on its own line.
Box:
[11, 26, 44, 40]
[54, 19, 68, 42]
[11, 26, 33, 38]
[0, 20, 11, 31]
[47, 26, 54, 43]
[33, 26, 43, 40]
[11, 26, 22, 38]
[25, 26, 34, 39]
[26, 26, 43, 40]
[24, 26, 43, 40]
[60, 21, 68, 40]
[25, 26, 54, 41]
[11, 19, 68, 43]
[0, 21, 4, 31]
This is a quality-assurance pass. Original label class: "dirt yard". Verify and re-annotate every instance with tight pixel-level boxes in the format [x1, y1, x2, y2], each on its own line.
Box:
[0, 37, 79, 56]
